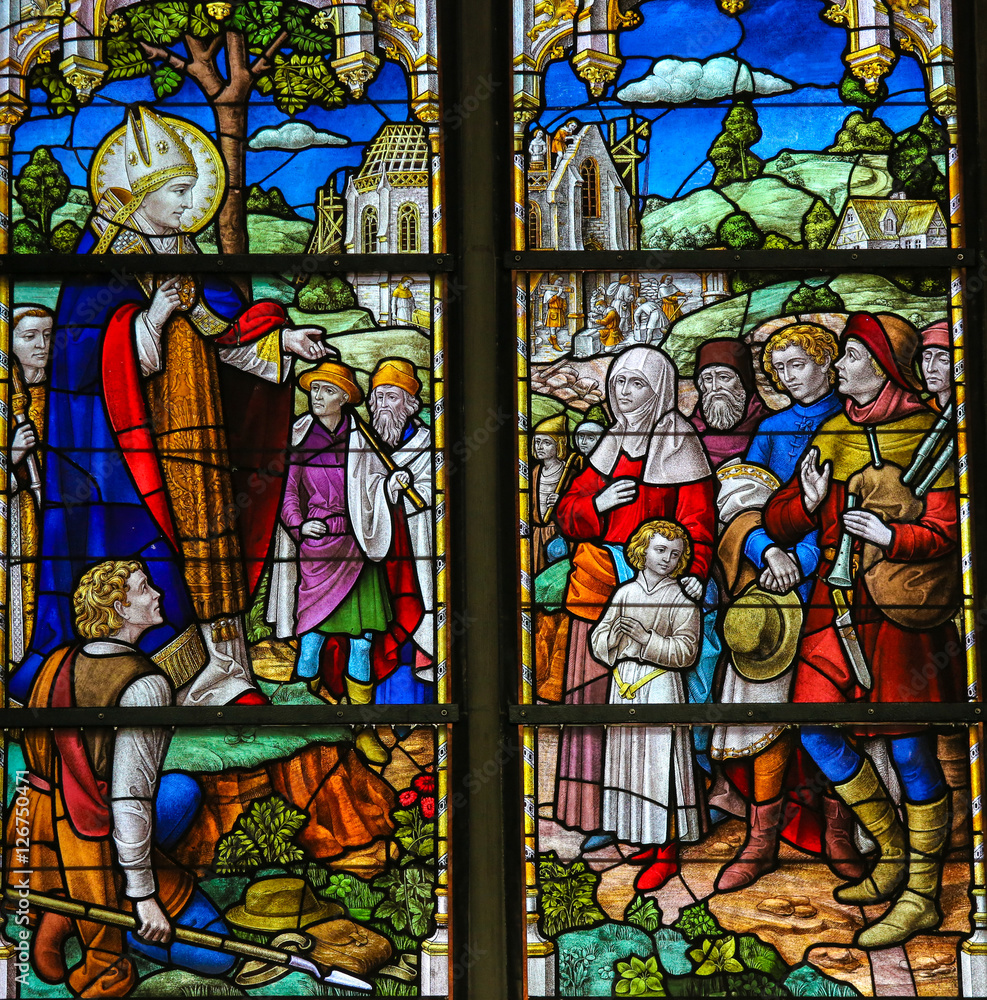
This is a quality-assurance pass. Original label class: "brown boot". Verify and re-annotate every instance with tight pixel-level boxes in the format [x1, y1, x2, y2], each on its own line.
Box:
[715, 797, 783, 893]
[857, 794, 948, 948]
[31, 910, 73, 984]
[822, 794, 867, 880]
[833, 760, 907, 906]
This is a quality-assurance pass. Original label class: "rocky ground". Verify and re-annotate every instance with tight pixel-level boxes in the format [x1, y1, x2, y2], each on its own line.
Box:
[535, 728, 970, 996]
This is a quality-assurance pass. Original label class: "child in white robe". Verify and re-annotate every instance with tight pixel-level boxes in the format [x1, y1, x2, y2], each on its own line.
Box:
[591, 519, 702, 892]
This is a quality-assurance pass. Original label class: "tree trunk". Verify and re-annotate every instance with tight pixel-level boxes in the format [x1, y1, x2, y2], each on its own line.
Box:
[213, 99, 249, 256]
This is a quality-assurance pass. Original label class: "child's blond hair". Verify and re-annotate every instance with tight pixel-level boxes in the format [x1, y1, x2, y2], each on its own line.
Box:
[625, 520, 691, 577]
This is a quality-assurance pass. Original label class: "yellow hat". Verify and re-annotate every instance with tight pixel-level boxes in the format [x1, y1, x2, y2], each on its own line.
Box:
[534, 413, 568, 436]
[371, 358, 421, 397]
[225, 877, 343, 934]
[723, 583, 803, 682]
[298, 362, 362, 403]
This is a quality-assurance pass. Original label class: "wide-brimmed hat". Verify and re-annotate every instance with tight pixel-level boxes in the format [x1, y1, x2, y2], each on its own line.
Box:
[225, 877, 343, 933]
[723, 583, 802, 682]
[298, 362, 362, 403]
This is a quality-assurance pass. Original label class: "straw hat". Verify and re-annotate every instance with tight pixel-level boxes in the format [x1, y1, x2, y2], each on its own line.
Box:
[723, 583, 803, 682]
[225, 877, 343, 933]
[297, 362, 362, 403]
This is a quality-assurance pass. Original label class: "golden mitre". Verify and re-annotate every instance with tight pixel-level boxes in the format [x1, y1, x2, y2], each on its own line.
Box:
[125, 106, 198, 200]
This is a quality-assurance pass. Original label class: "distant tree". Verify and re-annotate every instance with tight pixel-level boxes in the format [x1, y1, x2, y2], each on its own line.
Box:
[763, 232, 802, 250]
[12, 220, 46, 254]
[889, 113, 948, 200]
[717, 211, 764, 250]
[246, 184, 297, 218]
[775, 151, 796, 170]
[297, 273, 356, 313]
[15, 148, 70, 246]
[50, 220, 83, 254]
[788, 170, 805, 187]
[801, 198, 838, 249]
[783, 282, 845, 314]
[729, 270, 787, 295]
[708, 102, 764, 186]
[838, 70, 889, 120]
[829, 111, 893, 154]
[692, 223, 717, 249]
[648, 225, 674, 249]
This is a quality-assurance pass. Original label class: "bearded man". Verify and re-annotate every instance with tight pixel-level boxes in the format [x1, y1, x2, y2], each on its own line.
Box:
[366, 358, 435, 697]
[690, 338, 768, 468]
[765, 312, 962, 948]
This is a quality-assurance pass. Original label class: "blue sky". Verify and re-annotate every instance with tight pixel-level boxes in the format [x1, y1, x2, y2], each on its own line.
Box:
[14, 54, 412, 220]
[537, 0, 936, 199]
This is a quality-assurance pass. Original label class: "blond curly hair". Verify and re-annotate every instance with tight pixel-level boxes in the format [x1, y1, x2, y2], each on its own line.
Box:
[73, 559, 143, 639]
[762, 324, 839, 391]
[625, 520, 691, 577]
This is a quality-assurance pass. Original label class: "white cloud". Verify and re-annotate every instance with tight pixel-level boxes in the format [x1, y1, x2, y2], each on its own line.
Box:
[248, 121, 348, 151]
[617, 56, 794, 104]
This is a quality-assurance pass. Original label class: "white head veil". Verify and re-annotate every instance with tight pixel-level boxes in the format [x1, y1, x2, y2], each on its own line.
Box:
[590, 347, 711, 486]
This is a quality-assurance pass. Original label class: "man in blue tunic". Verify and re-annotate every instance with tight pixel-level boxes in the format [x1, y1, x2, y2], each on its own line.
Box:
[12, 105, 330, 706]
[713, 322, 863, 891]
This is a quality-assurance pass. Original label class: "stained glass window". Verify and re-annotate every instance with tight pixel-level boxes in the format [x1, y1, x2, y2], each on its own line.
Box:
[0, 0, 452, 995]
[511, 0, 986, 997]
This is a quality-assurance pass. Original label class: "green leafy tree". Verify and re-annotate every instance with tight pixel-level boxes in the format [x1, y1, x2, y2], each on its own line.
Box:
[828, 111, 893, 154]
[297, 273, 357, 313]
[12, 220, 46, 254]
[15, 148, 70, 246]
[763, 232, 802, 250]
[32, 2, 347, 254]
[707, 102, 764, 186]
[889, 113, 948, 201]
[838, 70, 889, 120]
[801, 197, 838, 249]
[51, 220, 83, 254]
[717, 210, 764, 250]
[246, 183, 297, 218]
[783, 282, 846, 314]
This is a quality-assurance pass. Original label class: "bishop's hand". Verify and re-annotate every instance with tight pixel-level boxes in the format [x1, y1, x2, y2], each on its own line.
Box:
[284, 326, 334, 361]
[799, 447, 832, 514]
[11, 421, 37, 466]
[147, 277, 183, 331]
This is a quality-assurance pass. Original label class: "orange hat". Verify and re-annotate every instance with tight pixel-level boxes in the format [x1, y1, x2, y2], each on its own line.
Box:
[298, 362, 362, 403]
[371, 358, 421, 397]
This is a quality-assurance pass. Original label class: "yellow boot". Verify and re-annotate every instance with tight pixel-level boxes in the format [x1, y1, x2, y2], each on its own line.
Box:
[345, 677, 391, 765]
[833, 760, 907, 906]
[857, 794, 948, 948]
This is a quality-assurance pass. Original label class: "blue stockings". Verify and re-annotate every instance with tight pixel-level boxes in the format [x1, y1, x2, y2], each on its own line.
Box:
[801, 727, 946, 803]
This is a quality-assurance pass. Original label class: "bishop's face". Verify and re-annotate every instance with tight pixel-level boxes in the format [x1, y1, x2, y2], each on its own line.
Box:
[140, 175, 197, 233]
[13, 315, 52, 376]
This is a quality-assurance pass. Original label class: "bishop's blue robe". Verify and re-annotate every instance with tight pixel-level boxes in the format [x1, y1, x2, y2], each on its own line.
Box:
[11, 228, 284, 702]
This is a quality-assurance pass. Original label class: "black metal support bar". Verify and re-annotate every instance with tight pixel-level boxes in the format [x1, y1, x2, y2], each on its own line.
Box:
[509, 703, 985, 726]
[0, 253, 456, 276]
[507, 248, 973, 271]
[0, 704, 460, 728]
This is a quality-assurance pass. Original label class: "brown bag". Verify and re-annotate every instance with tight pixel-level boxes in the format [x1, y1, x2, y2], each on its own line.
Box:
[848, 463, 960, 629]
[304, 919, 394, 974]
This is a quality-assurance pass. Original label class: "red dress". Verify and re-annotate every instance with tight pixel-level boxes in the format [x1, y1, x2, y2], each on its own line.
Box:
[552, 454, 715, 831]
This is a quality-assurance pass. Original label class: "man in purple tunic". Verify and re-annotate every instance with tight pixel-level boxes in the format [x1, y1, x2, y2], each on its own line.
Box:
[278, 361, 395, 762]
